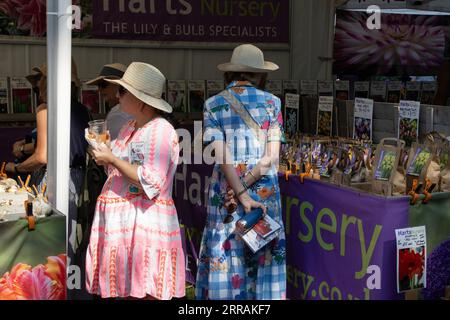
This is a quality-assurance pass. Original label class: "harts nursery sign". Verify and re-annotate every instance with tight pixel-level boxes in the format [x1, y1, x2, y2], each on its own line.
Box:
[92, 0, 289, 42]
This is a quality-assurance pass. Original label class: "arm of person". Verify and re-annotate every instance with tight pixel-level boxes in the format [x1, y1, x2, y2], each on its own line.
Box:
[10, 105, 47, 173]
[243, 135, 281, 188]
[91, 144, 140, 186]
[214, 140, 266, 215]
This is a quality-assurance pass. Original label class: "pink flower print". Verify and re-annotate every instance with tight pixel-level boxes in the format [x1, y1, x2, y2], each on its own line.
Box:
[231, 274, 244, 289]
[261, 120, 270, 130]
[266, 99, 275, 106]
[259, 254, 266, 266]
[277, 112, 283, 126]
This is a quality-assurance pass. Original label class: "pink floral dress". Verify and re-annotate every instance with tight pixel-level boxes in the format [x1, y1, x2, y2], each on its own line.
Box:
[85, 118, 185, 299]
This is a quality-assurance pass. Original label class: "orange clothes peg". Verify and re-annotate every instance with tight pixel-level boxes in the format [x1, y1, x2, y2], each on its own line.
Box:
[299, 163, 312, 183]
[422, 178, 433, 204]
[408, 179, 420, 205]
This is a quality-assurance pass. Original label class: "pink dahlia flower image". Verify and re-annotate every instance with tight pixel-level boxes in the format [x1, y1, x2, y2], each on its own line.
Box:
[334, 11, 446, 75]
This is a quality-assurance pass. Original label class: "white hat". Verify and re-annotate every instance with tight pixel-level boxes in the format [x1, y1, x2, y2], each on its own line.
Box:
[217, 44, 279, 73]
[106, 62, 172, 113]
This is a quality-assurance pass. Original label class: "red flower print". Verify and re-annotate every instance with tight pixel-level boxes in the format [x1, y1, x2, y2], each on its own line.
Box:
[399, 248, 425, 282]
[222, 240, 231, 251]
[231, 274, 244, 289]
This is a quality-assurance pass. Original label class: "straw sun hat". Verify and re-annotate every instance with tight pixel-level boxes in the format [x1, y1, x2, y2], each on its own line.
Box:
[85, 63, 127, 86]
[26, 59, 81, 87]
[217, 44, 279, 73]
[106, 62, 172, 113]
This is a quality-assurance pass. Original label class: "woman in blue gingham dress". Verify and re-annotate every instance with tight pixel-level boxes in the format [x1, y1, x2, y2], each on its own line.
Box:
[195, 75, 287, 300]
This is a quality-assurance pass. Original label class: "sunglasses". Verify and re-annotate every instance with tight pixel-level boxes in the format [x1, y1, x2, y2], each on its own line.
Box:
[118, 86, 128, 96]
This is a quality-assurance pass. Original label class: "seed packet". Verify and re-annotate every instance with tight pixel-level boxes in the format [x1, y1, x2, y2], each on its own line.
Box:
[372, 138, 404, 195]
[440, 149, 450, 192]
[406, 145, 432, 177]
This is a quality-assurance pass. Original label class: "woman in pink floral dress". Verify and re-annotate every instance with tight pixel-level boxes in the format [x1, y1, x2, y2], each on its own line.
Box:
[86, 62, 185, 299]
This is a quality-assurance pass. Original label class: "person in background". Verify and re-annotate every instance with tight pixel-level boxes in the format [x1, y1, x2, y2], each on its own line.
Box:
[85, 63, 133, 142]
[75, 63, 133, 300]
[86, 62, 185, 300]
[5, 59, 91, 299]
[195, 44, 287, 300]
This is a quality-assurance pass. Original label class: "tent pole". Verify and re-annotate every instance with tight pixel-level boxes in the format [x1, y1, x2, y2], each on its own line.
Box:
[46, 0, 72, 216]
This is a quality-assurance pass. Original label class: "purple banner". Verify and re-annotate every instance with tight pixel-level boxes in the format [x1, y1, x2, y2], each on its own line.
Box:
[174, 164, 410, 299]
[279, 177, 409, 300]
[92, 0, 289, 43]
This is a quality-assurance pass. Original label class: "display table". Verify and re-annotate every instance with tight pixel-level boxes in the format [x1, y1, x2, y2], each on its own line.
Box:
[173, 164, 450, 300]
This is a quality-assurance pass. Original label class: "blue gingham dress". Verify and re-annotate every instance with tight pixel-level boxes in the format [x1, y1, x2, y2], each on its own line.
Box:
[195, 81, 287, 300]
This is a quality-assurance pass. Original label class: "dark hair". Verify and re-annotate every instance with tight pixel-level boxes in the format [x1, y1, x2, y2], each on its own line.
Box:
[224, 72, 268, 90]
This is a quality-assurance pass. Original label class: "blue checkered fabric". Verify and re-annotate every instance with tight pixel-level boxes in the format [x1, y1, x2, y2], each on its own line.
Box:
[195, 81, 286, 300]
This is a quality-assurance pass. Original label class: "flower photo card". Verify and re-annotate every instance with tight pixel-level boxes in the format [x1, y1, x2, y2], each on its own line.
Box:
[206, 80, 224, 99]
[81, 81, 101, 114]
[284, 93, 300, 137]
[420, 82, 437, 105]
[168, 80, 187, 113]
[395, 226, 427, 293]
[10, 77, 33, 113]
[300, 80, 318, 98]
[317, 96, 333, 136]
[398, 100, 420, 147]
[387, 81, 402, 103]
[406, 82, 421, 102]
[353, 98, 373, 141]
[318, 80, 333, 97]
[188, 80, 206, 114]
[370, 81, 387, 102]
[0, 77, 8, 114]
[335, 80, 349, 101]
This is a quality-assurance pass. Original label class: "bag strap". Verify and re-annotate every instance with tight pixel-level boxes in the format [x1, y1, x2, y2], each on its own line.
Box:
[220, 90, 266, 143]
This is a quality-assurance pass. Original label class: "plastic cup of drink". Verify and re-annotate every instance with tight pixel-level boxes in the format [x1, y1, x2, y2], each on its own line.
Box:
[88, 120, 108, 143]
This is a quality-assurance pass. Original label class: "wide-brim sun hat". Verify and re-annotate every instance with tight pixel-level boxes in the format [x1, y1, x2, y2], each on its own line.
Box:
[26, 58, 82, 87]
[217, 44, 279, 73]
[85, 63, 127, 86]
[106, 62, 173, 113]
